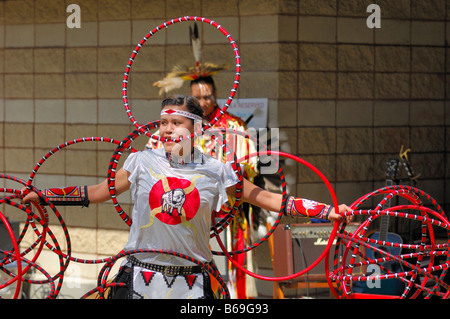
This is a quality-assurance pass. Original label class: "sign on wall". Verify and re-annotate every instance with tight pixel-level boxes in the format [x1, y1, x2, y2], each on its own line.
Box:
[217, 98, 268, 129]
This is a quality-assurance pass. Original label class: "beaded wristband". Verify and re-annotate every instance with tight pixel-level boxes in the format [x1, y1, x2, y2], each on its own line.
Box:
[284, 196, 332, 220]
[39, 186, 89, 207]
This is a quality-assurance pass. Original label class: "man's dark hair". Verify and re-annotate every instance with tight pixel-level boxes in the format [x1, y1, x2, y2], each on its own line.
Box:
[190, 76, 216, 94]
[161, 95, 203, 123]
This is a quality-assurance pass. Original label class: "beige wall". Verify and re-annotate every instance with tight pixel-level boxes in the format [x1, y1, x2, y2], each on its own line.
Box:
[0, 0, 448, 298]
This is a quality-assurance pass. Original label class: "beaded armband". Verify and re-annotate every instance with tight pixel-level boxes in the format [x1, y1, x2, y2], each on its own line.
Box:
[39, 186, 89, 207]
[284, 196, 332, 220]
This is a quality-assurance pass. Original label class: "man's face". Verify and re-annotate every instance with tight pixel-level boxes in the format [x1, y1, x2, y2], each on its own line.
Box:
[190, 82, 216, 118]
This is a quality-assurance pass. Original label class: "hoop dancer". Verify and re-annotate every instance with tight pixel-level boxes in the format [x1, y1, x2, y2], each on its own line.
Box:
[22, 95, 351, 299]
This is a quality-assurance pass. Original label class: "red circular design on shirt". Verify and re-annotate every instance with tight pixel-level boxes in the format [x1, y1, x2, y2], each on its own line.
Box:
[149, 177, 200, 225]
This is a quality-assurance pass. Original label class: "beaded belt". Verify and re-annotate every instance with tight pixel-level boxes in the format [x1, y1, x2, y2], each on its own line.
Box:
[127, 256, 203, 277]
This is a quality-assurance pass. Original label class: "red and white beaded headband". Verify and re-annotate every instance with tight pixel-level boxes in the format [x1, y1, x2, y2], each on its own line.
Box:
[161, 109, 202, 122]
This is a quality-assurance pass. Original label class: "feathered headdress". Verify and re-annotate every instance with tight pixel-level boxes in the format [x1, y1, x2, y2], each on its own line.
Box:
[153, 23, 228, 95]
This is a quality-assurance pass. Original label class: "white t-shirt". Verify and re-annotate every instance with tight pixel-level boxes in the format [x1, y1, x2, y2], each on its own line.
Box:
[123, 147, 239, 266]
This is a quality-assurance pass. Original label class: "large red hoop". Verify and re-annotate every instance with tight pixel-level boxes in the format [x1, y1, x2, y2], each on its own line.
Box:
[213, 150, 340, 282]
[122, 16, 241, 143]
[0, 211, 22, 299]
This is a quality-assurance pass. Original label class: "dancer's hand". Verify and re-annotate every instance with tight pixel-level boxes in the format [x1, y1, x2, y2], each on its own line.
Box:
[20, 187, 39, 204]
[328, 204, 353, 223]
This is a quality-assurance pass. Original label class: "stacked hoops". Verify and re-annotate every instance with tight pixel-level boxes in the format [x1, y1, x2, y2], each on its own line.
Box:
[0, 16, 448, 299]
[327, 185, 450, 299]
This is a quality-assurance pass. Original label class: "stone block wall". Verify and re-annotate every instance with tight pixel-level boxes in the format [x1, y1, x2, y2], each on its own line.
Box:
[0, 0, 448, 298]
[283, 1, 448, 210]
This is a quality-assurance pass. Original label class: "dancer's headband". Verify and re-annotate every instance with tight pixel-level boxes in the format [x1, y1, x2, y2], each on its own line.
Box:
[161, 109, 202, 122]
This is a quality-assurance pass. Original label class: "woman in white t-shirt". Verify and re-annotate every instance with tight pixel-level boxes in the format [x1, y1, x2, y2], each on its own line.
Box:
[22, 95, 350, 299]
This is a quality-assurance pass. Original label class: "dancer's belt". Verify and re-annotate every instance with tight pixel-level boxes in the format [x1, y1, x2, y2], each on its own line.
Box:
[127, 256, 203, 277]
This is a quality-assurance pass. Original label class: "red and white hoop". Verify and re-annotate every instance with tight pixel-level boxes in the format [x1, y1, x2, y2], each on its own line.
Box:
[122, 16, 241, 142]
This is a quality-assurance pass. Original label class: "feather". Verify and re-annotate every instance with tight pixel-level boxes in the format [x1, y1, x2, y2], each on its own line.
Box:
[153, 76, 184, 95]
[172, 62, 229, 80]
[153, 23, 229, 95]
[190, 23, 202, 64]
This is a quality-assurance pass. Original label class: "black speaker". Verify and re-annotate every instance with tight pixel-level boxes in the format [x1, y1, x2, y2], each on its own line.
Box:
[273, 223, 359, 279]
[0, 218, 20, 253]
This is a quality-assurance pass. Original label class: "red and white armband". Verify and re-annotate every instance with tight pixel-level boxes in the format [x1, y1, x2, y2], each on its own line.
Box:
[39, 186, 89, 207]
[284, 196, 332, 220]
